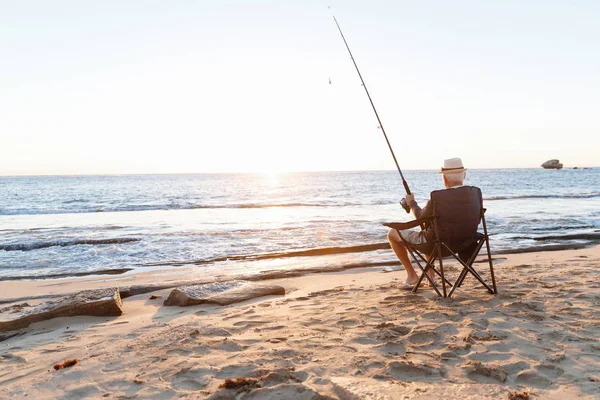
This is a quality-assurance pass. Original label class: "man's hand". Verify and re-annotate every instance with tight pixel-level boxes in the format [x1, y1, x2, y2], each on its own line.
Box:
[405, 194, 415, 205]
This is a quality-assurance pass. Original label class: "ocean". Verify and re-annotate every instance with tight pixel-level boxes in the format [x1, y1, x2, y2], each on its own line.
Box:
[1, 169, 599, 281]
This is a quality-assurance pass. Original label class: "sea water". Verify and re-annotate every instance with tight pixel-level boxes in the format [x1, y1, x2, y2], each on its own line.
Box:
[1, 169, 598, 280]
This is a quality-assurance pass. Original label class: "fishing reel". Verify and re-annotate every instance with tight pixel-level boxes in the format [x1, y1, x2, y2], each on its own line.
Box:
[400, 198, 411, 213]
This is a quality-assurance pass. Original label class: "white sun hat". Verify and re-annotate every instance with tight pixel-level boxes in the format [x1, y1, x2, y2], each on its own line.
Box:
[439, 157, 467, 174]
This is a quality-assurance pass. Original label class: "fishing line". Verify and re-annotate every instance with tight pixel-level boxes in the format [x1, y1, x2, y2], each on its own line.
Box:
[332, 13, 412, 212]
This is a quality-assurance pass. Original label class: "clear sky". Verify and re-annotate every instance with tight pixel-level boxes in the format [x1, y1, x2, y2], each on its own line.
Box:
[1, 1, 599, 175]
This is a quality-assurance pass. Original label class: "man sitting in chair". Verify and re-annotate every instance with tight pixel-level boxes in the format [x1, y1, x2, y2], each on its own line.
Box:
[387, 157, 469, 289]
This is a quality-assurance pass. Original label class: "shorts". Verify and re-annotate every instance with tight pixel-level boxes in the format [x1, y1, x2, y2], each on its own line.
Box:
[400, 229, 428, 245]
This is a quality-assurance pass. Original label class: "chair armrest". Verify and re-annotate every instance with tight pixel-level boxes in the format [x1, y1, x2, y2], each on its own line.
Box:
[382, 216, 434, 231]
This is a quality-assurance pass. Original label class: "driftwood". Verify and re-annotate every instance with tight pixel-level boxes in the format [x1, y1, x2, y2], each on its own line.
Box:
[164, 283, 285, 307]
[0, 288, 123, 333]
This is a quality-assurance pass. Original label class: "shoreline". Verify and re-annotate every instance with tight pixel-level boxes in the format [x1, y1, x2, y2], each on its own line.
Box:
[1, 240, 598, 284]
[1, 245, 599, 398]
[0, 242, 597, 304]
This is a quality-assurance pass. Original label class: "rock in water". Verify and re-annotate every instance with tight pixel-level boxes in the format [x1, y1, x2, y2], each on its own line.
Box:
[0, 288, 123, 332]
[541, 159, 563, 169]
[164, 282, 285, 306]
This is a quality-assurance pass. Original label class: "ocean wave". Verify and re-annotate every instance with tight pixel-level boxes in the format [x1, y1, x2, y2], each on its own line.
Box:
[139, 233, 600, 270]
[0, 267, 132, 281]
[485, 193, 600, 201]
[511, 233, 600, 242]
[139, 242, 392, 268]
[0, 202, 357, 216]
[531, 225, 595, 232]
[0, 237, 141, 252]
[2, 192, 598, 216]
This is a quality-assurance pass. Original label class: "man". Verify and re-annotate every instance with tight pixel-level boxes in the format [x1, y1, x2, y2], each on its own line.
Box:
[387, 157, 468, 289]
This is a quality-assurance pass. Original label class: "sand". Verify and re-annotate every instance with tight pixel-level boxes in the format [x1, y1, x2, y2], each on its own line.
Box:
[1, 245, 599, 399]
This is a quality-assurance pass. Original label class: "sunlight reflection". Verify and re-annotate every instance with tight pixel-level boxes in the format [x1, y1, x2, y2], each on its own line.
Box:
[261, 171, 282, 186]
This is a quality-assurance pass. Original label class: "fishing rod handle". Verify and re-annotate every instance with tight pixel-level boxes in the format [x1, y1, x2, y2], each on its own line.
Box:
[400, 198, 411, 213]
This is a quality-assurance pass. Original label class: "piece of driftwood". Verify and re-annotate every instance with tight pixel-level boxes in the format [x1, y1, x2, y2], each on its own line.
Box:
[164, 282, 285, 307]
[0, 288, 123, 332]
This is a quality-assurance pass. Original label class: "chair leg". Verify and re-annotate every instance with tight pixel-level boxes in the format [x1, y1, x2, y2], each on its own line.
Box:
[448, 262, 494, 297]
[484, 238, 497, 294]
[481, 211, 498, 295]
[414, 261, 443, 297]
[436, 245, 447, 298]
[409, 253, 442, 297]
[412, 251, 454, 289]
[399, 237, 453, 298]
[448, 268, 469, 297]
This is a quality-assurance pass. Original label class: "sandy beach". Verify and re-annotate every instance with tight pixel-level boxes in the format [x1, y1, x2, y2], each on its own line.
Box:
[1, 245, 599, 399]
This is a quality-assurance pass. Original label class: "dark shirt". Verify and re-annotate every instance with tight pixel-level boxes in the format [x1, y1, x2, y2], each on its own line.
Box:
[408, 185, 464, 219]
[407, 185, 474, 244]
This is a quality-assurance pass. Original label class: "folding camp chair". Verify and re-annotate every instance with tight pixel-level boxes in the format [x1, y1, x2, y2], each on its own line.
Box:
[383, 186, 497, 298]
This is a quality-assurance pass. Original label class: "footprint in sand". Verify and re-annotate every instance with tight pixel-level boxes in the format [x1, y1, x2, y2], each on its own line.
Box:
[267, 337, 287, 343]
[371, 323, 411, 342]
[222, 312, 245, 320]
[288, 304, 311, 309]
[166, 348, 193, 356]
[260, 324, 286, 331]
[191, 345, 210, 355]
[208, 339, 248, 352]
[468, 330, 506, 342]
[332, 345, 358, 353]
[352, 336, 379, 345]
[466, 318, 490, 330]
[407, 330, 439, 347]
[468, 352, 512, 362]
[40, 347, 73, 354]
[215, 364, 267, 379]
[231, 320, 269, 331]
[535, 364, 564, 379]
[465, 361, 507, 383]
[108, 320, 130, 325]
[387, 360, 442, 380]
[497, 361, 531, 376]
[219, 383, 323, 399]
[515, 369, 553, 388]
[272, 348, 300, 359]
[381, 295, 404, 303]
[361, 311, 385, 321]
[0, 353, 26, 364]
[337, 318, 359, 328]
[374, 341, 405, 355]
[420, 311, 450, 322]
[101, 362, 126, 373]
[194, 326, 232, 337]
[301, 318, 327, 328]
[170, 367, 216, 391]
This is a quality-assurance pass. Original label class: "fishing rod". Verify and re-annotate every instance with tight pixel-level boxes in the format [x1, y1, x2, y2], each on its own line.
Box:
[333, 15, 412, 213]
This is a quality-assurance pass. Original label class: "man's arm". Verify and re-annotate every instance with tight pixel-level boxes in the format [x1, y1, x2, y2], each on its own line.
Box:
[406, 194, 432, 220]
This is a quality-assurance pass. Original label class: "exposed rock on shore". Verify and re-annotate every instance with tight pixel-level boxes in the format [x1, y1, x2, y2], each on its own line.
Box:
[541, 159, 563, 169]
[0, 288, 122, 332]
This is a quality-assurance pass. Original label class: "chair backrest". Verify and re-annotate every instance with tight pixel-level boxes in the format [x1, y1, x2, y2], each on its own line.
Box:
[427, 186, 482, 248]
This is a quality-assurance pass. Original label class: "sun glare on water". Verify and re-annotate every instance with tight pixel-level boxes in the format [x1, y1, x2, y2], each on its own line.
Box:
[261, 170, 283, 185]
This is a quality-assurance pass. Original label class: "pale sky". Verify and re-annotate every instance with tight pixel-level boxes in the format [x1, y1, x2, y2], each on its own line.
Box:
[1, 1, 599, 175]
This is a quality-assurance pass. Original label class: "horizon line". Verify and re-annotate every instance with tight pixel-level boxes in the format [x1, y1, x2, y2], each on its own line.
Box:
[0, 166, 597, 178]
